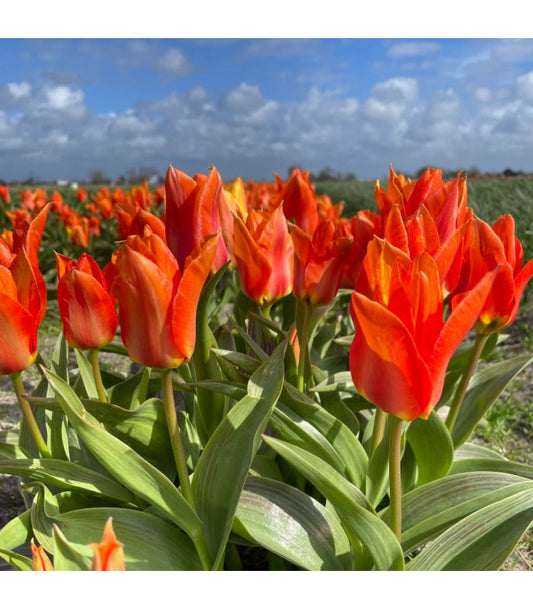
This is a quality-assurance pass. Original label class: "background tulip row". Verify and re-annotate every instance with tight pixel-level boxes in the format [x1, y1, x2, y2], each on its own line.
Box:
[0, 166, 532, 571]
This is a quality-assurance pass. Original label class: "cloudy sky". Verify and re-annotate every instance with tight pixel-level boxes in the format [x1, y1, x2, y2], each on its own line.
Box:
[2, 36, 533, 182]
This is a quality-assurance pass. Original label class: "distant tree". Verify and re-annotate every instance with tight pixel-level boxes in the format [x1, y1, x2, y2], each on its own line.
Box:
[89, 169, 108, 184]
[342, 171, 357, 182]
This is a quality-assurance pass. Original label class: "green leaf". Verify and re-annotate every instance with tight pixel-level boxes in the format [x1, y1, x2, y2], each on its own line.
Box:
[280, 383, 368, 488]
[263, 436, 404, 571]
[454, 442, 507, 461]
[0, 459, 135, 504]
[449, 458, 533, 479]
[407, 411, 454, 486]
[451, 354, 533, 447]
[41, 367, 203, 546]
[406, 488, 533, 570]
[309, 371, 358, 394]
[379, 471, 532, 553]
[107, 367, 156, 409]
[74, 349, 99, 400]
[192, 342, 286, 570]
[234, 476, 354, 571]
[0, 548, 32, 571]
[29, 484, 202, 570]
[0, 442, 31, 460]
[52, 525, 91, 571]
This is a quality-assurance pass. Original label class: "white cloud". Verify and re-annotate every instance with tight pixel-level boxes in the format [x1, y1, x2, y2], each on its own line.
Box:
[157, 48, 193, 75]
[370, 77, 419, 104]
[7, 81, 31, 99]
[220, 83, 268, 113]
[388, 42, 440, 58]
[516, 71, 533, 104]
[474, 87, 492, 102]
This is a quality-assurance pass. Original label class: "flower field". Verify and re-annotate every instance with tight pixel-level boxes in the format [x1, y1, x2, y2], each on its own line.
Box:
[0, 166, 532, 571]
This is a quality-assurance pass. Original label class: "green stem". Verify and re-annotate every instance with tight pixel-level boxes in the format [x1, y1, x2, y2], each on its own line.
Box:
[445, 333, 489, 433]
[161, 369, 196, 509]
[88, 349, 107, 403]
[388, 415, 404, 542]
[11, 372, 51, 459]
[370, 408, 387, 456]
[296, 301, 312, 393]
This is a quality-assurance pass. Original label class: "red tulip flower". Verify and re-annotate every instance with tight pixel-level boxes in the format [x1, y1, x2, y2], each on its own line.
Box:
[290, 219, 353, 305]
[0, 248, 46, 375]
[165, 165, 228, 273]
[56, 252, 118, 350]
[452, 214, 533, 333]
[230, 205, 294, 307]
[350, 238, 498, 421]
[274, 168, 319, 235]
[89, 518, 126, 571]
[107, 227, 219, 369]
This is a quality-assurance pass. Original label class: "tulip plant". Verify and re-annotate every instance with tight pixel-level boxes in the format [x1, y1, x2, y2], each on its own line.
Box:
[0, 165, 532, 571]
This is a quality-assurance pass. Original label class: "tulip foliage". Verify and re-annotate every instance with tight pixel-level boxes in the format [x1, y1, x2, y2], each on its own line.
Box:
[0, 165, 533, 572]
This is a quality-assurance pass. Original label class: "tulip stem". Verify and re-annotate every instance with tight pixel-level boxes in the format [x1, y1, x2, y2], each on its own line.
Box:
[370, 408, 387, 456]
[161, 369, 196, 509]
[388, 415, 404, 542]
[445, 333, 489, 433]
[296, 301, 318, 393]
[88, 349, 107, 403]
[11, 372, 51, 459]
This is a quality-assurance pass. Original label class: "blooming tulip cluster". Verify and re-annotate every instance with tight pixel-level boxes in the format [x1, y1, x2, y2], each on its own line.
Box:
[0, 163, 532, 573]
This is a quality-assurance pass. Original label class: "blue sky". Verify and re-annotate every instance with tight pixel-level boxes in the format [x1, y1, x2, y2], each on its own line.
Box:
[2, 36, 533, 182]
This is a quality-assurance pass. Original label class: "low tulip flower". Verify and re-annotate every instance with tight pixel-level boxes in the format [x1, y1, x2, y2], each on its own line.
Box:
[55, 252, 118, 351]
[350, 238, 498, 422]
[107, 227, 219, 369]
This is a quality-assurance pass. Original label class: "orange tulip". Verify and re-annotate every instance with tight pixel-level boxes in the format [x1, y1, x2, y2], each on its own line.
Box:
[0, 184, 10, 205]
[350, 238, 498, 421]
[339, 210, 382, 289]
[56, 252, 118, 350]
[89, 518, 125, 571]
[375, 166, 472, 244]
[0, 248, 45, 375]
[230, 205, 294, 307]
[452, 215, 533, 333]
[107, 227, 219, 369]
[290, 219, 353, 305]
[7, 204, 50, 267]
[274, 168, 319, 235]
[31, 539, 54, 571]
[165, 165, 228, 273]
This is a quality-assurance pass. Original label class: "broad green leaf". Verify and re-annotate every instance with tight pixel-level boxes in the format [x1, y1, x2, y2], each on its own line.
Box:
[454, 442, 507, 461]
[280, 383, 368, 488]
[449, 458, 533, 479]
[29, 484, 202, 571]
[234, 476, 353, 571]
[0, 549, 32, 571]
[28, 395, 175, 476]
[364, 416, 392, 507]
[192, 342, 286, 570]
[0, 508, 32, 553]
[406, 488, 533, 570]
[0, 442, 31, 460]
[0, 459, 135, 504]
[451, 354, 533, 447]
[270, 405, 346, 473]
[407, 411, 454, 486]
[107, 367, 157, 409]
[41, 367, 203, 548]
[263, 436, 404, 571]
[211, 349, 261, 376]
[379, 471, 532, 553]
[319, 391, 360, 436]
[309, 371, 358, 394]
[74, 349, 100, 400]
[52, 525, 91, 571]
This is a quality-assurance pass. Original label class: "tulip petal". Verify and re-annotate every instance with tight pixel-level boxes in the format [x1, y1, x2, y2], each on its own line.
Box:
[0, 292, 37, 375]
[350, 292, 433, 421]
[57, 269, 118, 350]
[172, 233, 219, 361]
